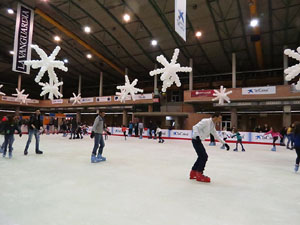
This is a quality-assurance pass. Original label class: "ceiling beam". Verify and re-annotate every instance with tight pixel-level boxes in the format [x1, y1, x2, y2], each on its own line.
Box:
[34, 8, 125, 75]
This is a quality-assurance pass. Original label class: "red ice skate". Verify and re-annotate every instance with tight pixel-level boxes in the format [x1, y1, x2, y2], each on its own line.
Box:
[189, 170, 197, 179]
[196, 172, 211, 183]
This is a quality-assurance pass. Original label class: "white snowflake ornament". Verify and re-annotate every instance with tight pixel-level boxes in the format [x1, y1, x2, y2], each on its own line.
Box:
[12, 89, 29, 104]
[116, 75, 143, 103]
[70, 93, 82, 105]
[149, 48, 192, 92]
[284, 47, 300, 90]
[212, 86, 232, 105]
[0, 84, 5, 95]
[39, 82, 63, 100]
[24, 45, 67, 100]
[25, 45, 67, 83]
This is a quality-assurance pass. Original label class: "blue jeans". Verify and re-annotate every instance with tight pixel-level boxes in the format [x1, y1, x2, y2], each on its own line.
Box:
[92, 133, 105, 156]
[25, 129, 40, 152]
[3, 134, 15, 154]
[287, 134, 294, 148]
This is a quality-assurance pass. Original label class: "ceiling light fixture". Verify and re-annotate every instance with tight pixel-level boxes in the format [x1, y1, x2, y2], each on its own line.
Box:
[84, 26, 91, 33]
[250, 18, 259, 27]
[54, 35, 61, 42]
[151, 40, 158, 46]
[9, 51, 14, 55]
[195, 31, 202, 37]
[86, 54, 92, 59]
[123, 14, 130, 22]
[7, 8, 14, 14]
[63, 59, 68, 63]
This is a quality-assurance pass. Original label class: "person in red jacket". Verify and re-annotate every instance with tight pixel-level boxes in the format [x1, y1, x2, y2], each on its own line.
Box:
[122, 125, 127, 140]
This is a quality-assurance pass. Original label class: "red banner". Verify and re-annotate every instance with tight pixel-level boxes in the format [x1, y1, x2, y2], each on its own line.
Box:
[191, 90, 214, 97]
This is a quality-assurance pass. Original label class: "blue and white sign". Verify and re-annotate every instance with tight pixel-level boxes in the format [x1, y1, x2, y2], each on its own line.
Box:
[175, 0, 186, 41]
[242, 86, 276, 95]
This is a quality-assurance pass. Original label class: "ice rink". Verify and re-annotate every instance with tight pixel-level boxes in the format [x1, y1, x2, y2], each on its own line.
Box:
[0, 134, 299, 225]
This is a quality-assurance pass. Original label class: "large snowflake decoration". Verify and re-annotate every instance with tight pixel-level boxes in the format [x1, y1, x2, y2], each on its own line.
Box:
[212, 86, 232, 105]
[39, 82, 63, 100]
[12, 89, 29, 104]
[24, 45, 68, 100]
[70, 92, 82, 105]
[284, 47, 300, 90]
[0, 84, 5, 95]
[115, 75, 143, 103]
[149, 48, 192, 92]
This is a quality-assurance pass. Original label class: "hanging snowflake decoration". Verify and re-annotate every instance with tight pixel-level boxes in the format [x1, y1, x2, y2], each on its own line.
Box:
[149, 48, 192, 92]
[39, 82, 63, 100]
[284, 47, 300, 90]
[115, 75, 143, 103]
[12, 89, 29, 104]
[212, 86, 232, 105]
[0, 84, 5, 95]
[24, 45, 68, 100]
[70, 92, 82, 105]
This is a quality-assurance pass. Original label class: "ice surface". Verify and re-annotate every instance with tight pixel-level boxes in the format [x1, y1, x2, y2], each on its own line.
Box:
[0, 135, 299, 225]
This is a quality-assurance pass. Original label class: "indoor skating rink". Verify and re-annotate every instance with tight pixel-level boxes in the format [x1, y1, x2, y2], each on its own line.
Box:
[0, 135, 299, 225]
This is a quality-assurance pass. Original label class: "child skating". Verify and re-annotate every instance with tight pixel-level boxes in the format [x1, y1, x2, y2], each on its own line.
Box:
[122, 125, 127, 140]
[220, 127, 231, 149]
[232, 129, 245, 152]
[264, 127, 282, 151]
[156, 126, 164, 143]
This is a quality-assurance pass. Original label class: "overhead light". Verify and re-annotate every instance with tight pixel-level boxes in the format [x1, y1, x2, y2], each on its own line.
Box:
[63, 59, 68, 63]
[123, 14, 130, 22]
[86, 54, 92, 59]
[9, 51, 14, 55]
[54, 35, 61, 42]
[195, 31, 202, 37]
[151, 40, 157, 46]
[250, 18, 259, 27]
[84, 26, 91, 33]
[7, 8, 14, 14]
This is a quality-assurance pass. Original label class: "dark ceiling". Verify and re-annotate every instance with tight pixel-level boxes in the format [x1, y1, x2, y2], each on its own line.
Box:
[0, 0, 300, 99]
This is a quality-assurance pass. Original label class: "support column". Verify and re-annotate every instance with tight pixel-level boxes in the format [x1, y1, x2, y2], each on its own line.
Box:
[283, 105, 291, 127]
[122, 109, 128, 126]
[99, 71, 103, 96]
[16, 75, 22, 116]
[78, 75, 82, 95]
[17, 74, 22, 90]
[154, 64, 159, 95]
[76, 111, 81, 123]
[189, 58, 193, 91]
[125, 67, 128, 75]
[231, 108, 237, 129]
[148, 104, 153, 112]
[283, 45, 288, 85]
[232, 53, 236, 88]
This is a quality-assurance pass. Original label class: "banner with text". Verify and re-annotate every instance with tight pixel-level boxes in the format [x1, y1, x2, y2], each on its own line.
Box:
[242, 86, 276, 95]
[12, 3, 34, 74]
[175, 0, 186, 41]
[191, 90, 214, 97]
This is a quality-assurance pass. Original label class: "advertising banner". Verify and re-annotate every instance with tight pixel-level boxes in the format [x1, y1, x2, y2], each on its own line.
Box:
[175, 0, 186, 41]
[242, 86, 276, 95]
[12, 3, 34, 74]
[191, 90, 214, 97]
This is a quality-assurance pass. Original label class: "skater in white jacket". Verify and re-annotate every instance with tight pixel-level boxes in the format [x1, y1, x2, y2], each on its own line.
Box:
[190, 113, 230, 183]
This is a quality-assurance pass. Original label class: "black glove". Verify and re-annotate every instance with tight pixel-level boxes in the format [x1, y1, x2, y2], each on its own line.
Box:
[19, 133, 22, 137]
[225, 143, 230, 151]
[196, 136, 200, 141]
[107, 131, 112, 135]
[90, 131, 95, 139]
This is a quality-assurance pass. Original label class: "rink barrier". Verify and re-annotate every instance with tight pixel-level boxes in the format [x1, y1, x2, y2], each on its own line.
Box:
[18, 126, 280, 145]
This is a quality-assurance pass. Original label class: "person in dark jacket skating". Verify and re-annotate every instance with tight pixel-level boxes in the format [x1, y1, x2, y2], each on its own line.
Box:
[24, 110, 43, 155]
[1, 116, 22, 158]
